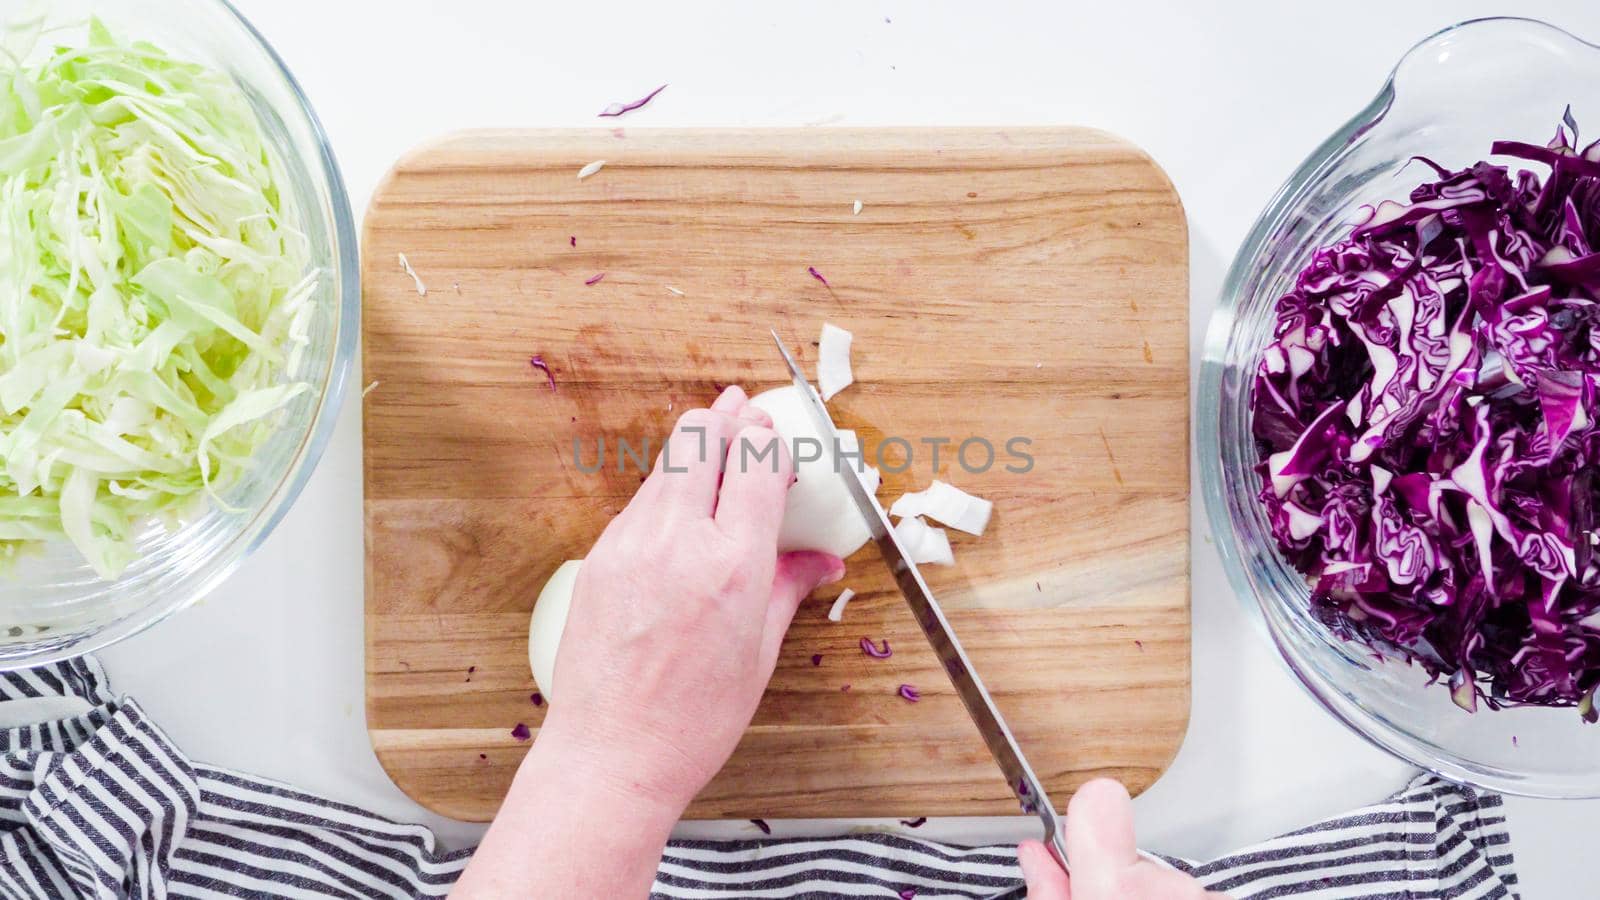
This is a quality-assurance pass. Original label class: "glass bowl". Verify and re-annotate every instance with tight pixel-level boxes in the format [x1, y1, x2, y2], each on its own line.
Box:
[1200, 17, 1600, 798]
[0, 0, 358, 668]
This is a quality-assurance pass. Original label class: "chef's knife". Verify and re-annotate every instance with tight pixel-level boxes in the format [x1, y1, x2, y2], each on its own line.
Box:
[769, 330, 1069, 889]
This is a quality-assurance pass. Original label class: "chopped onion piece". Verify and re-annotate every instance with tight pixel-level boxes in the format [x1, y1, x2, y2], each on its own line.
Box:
[853, 200, 863, 215]
[894, 516, 954, 566]
[859, 465, 881, 496]
[398, 252, 427, 296]
[827, 588, 857, 622]
[666, 286, 686, 296]
[361, 381, 380, 398]
[818, 323, 855, 401]
[585, 273, 605, 285]
[897, 684, 921, 702]
[808, 266, 829, 286]
[577, 160, 606, 180]
[890, 480, 992, 536]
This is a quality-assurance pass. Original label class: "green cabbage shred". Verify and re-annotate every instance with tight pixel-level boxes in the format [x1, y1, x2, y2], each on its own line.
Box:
[0, 19, 315, 578]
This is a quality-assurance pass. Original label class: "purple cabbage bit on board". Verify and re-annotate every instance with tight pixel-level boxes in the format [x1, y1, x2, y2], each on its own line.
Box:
[528, 356, 557, 392]
[510, 723, 531, 741]
[750, 818, 772, 835]
[899, 817, 927, 828]
[1252, 117, 1600, 717]
[808, 266, 829, 286]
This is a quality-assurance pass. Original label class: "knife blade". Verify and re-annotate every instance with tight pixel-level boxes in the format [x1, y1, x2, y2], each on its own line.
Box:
[768, 330, 1069, 876]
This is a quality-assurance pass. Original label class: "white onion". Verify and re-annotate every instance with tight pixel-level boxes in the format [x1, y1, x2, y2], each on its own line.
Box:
[817, 322, 854, 401]
[827, 587, 857, 622]
[893, 516, 954, 566]
[749, 385, 873, 559]
[889, 480, 992, 536]
[527, 559, 583, 699]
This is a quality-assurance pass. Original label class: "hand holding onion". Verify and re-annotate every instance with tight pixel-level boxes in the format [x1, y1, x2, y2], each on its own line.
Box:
[537, 386, 845, 810]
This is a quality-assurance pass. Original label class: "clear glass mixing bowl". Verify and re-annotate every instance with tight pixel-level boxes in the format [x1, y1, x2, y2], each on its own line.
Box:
[1200, 18, 1600, 798]
[0, 1, 358, 668]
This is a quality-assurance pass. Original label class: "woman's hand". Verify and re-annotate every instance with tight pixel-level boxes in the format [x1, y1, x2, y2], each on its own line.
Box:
[453, 386, 843, 899]
[1018, 780, 1226, 899]
[542, 384, 845, 810]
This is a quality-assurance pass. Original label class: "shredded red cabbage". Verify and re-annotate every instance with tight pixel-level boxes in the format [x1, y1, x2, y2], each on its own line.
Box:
[569, 236, 576, 247]
[1253, 116, 1600, 716]
[811, 653, 823, 666]
[899, 891, 916, 900]
[530, 692, 544, 707]
[860, 637, 892, 659]
[598, 84, 667, 118]
[529, 355, 557, 392]
[841, 684, 852, 692]
[899, 817, 926, 828]
[510, 723, 531, 741]
[749, 818, 772, 835]
[897, 684, 920, 702]
[585, 273, 605, 286]
[808, 266, 829, 286]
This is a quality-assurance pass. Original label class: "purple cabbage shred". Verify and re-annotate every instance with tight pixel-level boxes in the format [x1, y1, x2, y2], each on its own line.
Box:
[860, 637, 892, 659]
[1252, 117, 1600, 716]
[529, 356, 557, 392]
[598, 84, 667, 118]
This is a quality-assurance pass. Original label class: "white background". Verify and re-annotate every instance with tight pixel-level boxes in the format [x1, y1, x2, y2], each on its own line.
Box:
[98, 1, 1600, 896]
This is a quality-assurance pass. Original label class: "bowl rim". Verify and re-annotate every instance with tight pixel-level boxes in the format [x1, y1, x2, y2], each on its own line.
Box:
[0, 0, 360, 670]
[1199, 16, 1600, 798]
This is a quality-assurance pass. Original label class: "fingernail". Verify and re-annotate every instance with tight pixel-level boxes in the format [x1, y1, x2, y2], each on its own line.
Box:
[820, 564, 846, 586]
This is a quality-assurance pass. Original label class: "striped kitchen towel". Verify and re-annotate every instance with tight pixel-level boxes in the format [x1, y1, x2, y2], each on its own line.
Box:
[0, 659, 1517, 899]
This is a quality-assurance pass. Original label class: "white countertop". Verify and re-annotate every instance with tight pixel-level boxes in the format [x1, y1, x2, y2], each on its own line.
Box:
[99, 1, 1600, 895]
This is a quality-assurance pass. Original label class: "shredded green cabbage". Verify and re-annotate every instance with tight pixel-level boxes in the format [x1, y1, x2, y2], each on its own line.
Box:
[0, 19, 314, 578]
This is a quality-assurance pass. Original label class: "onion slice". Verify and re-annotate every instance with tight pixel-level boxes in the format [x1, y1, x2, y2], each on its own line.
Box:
[827, 588, 857, 622]
[577, 160, 606, 180]
[818, 322, 854, 401]
[397, 252, 426, 296]
[893, 516, 954, 566]
[890, 480, 992, 536]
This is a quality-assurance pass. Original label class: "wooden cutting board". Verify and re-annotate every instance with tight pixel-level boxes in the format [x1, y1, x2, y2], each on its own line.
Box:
[363, 128, 1189, 822]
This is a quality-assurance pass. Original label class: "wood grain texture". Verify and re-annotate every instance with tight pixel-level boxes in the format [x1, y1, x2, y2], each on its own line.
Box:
[363, 128, 1190, 822]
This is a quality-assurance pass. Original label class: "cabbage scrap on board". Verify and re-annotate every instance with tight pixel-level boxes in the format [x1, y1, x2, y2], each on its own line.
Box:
[0, 19, 314, 578]
[1253, 115, 1600, 717]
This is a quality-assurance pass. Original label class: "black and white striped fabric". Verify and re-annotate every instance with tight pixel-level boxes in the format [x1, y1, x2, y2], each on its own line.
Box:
[0, 659, 1518, 899]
